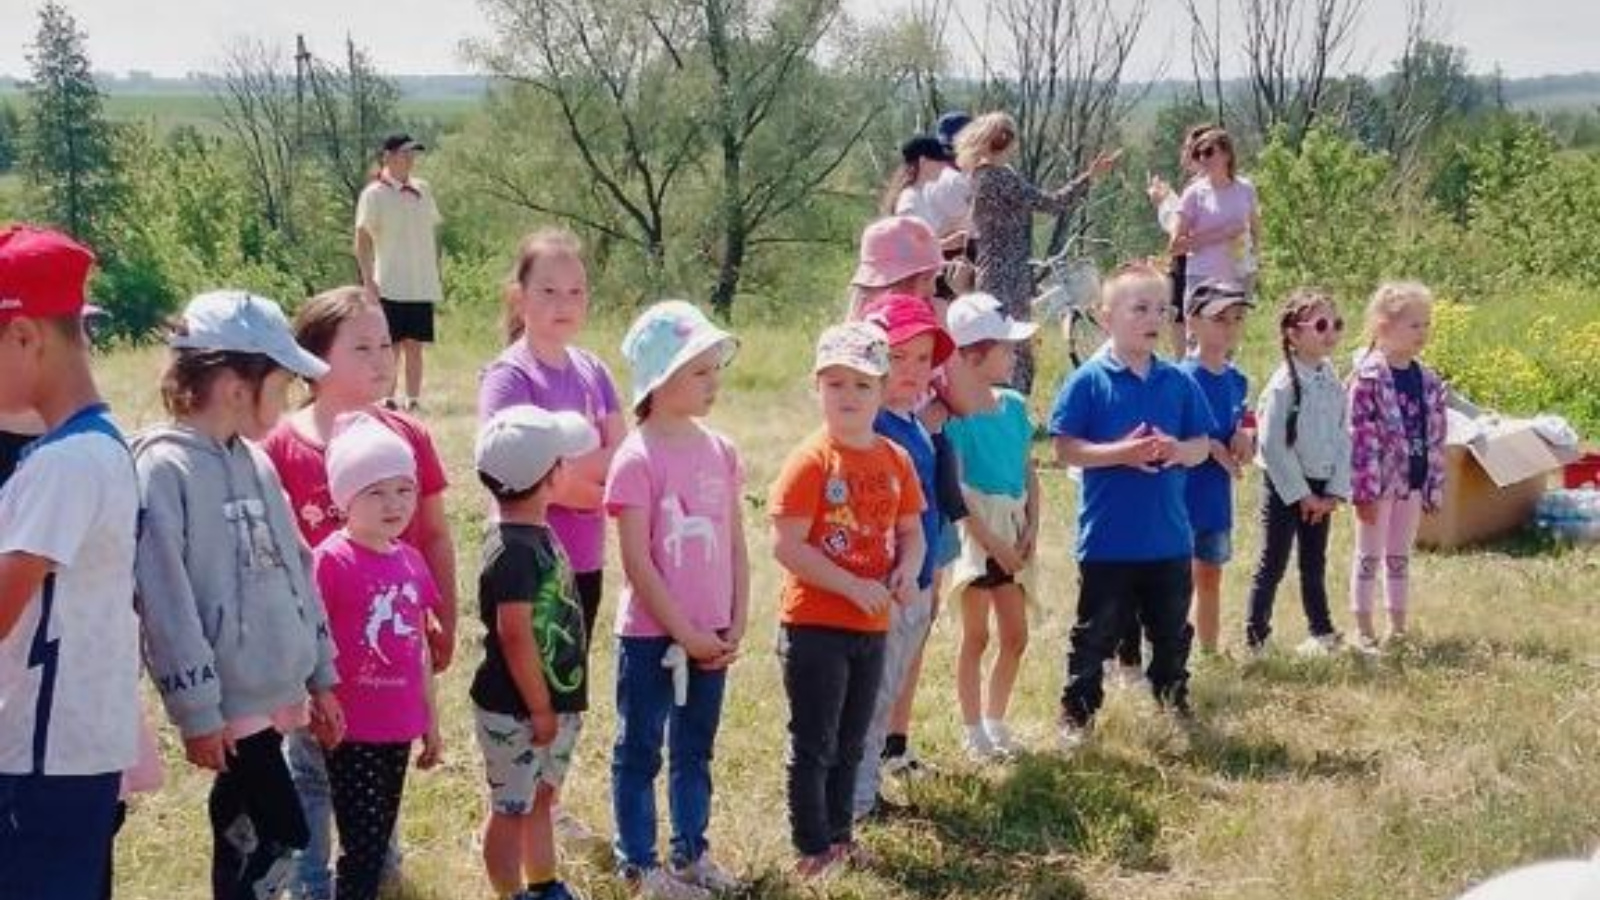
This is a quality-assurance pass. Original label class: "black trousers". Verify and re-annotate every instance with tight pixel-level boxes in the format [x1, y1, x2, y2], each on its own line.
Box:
[574, 569, 603, 657]
[1245, 477, 1336, 647]
[210, 730, 309, 900]
[1061, 559, 1193, 726]
[327, 742, 411, 900]
[779, 625, 885, 857]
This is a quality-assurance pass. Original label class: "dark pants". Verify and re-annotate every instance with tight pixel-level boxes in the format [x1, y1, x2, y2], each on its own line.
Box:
[327, 742, 411, 900]
[611, 636, 728, 871]
[102, 801, 128, 900]
[1114, 613, 1145, 668]
[0, 771, 120, 900]
[210, 729, 310, 900]
[779, 625, 885, 857]
[574, 569, 603, 657]
[1245, 477, 1336, 647]
[1060, 559, 1193, 726]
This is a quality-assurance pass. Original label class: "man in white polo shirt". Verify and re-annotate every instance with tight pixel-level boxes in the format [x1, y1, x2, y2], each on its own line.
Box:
[355, 133, 444, 412]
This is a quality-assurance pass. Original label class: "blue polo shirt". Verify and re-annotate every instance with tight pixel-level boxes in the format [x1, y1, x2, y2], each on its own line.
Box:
[1178, 358, 1247, 534]
[1048, 349, 1210, 562]
[875, 408, 939, 590]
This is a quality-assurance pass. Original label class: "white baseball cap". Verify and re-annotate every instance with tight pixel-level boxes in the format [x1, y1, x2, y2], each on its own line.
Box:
[170, 290, 329, 379]
[947, 292, 1039, 348]
[474, 405, 599, 496]
[1455, 858, 1600, 900]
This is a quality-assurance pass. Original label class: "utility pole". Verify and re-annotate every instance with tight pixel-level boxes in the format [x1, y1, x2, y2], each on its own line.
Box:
[294, 33, 310, 152]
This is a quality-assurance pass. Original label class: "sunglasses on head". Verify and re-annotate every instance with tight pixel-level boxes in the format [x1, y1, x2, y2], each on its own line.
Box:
[1299, 316, 1344, 334]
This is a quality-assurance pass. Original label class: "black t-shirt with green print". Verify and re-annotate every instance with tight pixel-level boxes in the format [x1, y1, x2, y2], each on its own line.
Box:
[471, 523, 589, 715]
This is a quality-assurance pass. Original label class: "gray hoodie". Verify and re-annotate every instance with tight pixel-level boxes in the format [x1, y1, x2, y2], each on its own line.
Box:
[132, 424, 337, 738]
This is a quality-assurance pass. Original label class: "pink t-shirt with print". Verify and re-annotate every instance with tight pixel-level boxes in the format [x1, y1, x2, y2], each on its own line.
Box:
[313, 531, 439, 743]
[603, 426, 743, 638]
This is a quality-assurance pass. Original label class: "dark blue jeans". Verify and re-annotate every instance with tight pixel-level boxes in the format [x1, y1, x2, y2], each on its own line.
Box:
[611, 636, 727, 873]
[0, 770, 120, 900]
[779, 625, 885, 857]
[1061, 558, 1193, 726]
[1245, 477, 1336, 647]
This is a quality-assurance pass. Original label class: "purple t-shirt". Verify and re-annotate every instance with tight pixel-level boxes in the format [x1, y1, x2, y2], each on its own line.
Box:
[1179, 176, 1257, 281]
[478, 342, 621, 572]
[314, 531, 439, 743]
[603, 427, 743, 638]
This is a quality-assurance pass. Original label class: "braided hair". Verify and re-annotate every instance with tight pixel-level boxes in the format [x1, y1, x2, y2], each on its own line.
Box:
[1277, 288, 1336, 448]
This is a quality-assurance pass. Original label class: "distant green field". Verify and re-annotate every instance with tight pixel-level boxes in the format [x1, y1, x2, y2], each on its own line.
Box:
[0, 89, 482, 133]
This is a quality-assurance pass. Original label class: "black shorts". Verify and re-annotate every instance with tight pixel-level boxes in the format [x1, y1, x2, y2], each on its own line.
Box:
[380, 299, 436, 343]
[1169, 254, 1189, 321]
[970, 556, 1016, 590]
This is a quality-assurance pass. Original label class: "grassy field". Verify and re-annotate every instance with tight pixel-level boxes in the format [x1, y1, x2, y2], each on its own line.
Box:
[102, 314, 1600, 900]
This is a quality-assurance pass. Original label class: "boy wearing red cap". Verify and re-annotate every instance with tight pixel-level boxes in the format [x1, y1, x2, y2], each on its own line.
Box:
[0, 225, 141, 900]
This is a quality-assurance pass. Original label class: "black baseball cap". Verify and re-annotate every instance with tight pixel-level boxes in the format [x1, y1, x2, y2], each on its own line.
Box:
[901, 135, 951, 165]
[380, 133, 425, 153]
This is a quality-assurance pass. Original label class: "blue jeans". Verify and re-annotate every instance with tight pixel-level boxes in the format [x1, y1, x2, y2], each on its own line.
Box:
[0, 771, 120, 900]
[611, 636, 727, 873]
[286, 731, 403, 899]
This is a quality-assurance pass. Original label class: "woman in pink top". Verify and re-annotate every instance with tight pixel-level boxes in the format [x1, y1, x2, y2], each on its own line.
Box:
[1169, 127, 1262, 299]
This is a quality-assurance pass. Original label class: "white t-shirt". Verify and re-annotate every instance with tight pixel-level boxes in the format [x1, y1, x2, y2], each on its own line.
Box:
[0, 416, 140, 776]
[895, 166, 972, 237]
[355, 176, 445, 304]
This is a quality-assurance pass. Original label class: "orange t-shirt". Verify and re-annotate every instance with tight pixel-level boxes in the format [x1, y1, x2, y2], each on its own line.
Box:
[768, 429, 926, 633]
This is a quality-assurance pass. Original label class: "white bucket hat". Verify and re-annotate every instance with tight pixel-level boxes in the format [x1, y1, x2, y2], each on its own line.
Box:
[620, 301, 737, 412]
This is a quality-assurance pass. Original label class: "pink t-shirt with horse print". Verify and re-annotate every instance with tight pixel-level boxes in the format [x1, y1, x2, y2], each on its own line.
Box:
[603, 425, 744, 638]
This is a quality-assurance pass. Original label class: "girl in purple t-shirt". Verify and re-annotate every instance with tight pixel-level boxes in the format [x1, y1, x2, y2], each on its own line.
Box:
[479, 229, 628, 641]
[314, 414, 442, 900]
[603, 301, 748, 895]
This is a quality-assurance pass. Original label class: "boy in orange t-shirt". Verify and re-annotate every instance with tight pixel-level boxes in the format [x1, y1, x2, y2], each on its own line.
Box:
[769, 322, 925, 878]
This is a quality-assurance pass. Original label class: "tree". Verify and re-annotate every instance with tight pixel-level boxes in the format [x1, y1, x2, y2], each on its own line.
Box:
[0, 101, 21, 173]
[214, 39, 303, 240]
[22, 1, 121, 243]
[304, 38, 403, 207]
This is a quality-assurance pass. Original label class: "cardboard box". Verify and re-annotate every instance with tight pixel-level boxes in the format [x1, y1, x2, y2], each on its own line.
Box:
[1418, 414, 1581, 549]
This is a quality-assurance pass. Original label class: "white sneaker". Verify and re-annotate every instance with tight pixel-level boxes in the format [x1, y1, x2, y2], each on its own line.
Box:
[1056, 715, 1093, 753]
[984, 720, 1024, 758]
[880, 749, 931, 781]
[962, 727, 997, 762]
[1295, 633, 1343, 658]
[670, 855, 741, 894]
[637, 866, 711, 900]
[1352, 634, 1383, 657]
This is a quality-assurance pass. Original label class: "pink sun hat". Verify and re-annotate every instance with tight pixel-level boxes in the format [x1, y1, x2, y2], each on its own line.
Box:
[850, 216, 943, 289]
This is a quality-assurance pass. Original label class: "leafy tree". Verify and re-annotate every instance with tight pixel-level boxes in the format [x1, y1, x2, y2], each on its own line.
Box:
[0, 101, 21, 173]
[22, 1, 122, 243]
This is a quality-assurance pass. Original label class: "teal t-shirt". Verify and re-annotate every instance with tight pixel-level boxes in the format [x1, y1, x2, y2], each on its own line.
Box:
[945, 388, 1033, 499]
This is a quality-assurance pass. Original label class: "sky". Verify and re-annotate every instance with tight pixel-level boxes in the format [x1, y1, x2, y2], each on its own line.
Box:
[0, 0, 1596, 82]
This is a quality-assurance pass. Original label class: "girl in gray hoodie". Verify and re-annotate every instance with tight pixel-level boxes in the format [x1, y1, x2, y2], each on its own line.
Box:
[133, 291, 346, 900]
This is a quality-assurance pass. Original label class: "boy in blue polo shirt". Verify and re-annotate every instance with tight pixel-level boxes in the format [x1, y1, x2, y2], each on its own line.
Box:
[1049, 262, 1211, 748]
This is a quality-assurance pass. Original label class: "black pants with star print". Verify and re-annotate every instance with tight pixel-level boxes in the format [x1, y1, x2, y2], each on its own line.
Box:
[326, 741, 411, 900]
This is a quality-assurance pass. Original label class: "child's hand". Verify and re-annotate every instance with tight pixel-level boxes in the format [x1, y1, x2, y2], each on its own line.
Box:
[1298, 496, 1335, 524]
[1211, 439, 1242, 478]
[680, 629, 733, 663]
[702, 626, 745, 671]
[919, 398, 951, 434]
[417, 727, 444, 770]
[1115, 424, 1167, 473]
[426, 616, 455, 673]
[1229, 428, 1256, 466]
[530, 708, 558, 747]
[184, 730, 234, 772]
[888, 564, 919, 606]
[991, 544, 1026, 576]
[1017, 526, 1038, 563]
[310, 691, 346, 750]
[848, 577, 894, 616]
[1356, 502, 1378, 526]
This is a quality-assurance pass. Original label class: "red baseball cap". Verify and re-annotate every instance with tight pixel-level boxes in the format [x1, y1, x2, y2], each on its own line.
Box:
[860, 293, 954, 366]
[0, 226, 95, 320]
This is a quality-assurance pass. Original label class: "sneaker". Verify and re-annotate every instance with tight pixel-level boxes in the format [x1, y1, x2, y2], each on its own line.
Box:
[1295, 632, 1343, 658]
[985, 721, 1024, 758]
[1056, 714, 1093, 752]
[829, 841, 877, 870]
[528, 882, 585, 900]
[962, 728, 997, 762]
[636, 866, 711, 900]
[671, 855, 741, 893]
[1383, 631, 1411, 653]
[793, 851, 837, 880]
[880, 749, 931, 780]
[1352, 634, 1383, 657]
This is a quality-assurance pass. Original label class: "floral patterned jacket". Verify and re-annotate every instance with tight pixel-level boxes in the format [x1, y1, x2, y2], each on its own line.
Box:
[1347, 350, 1448, 510]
